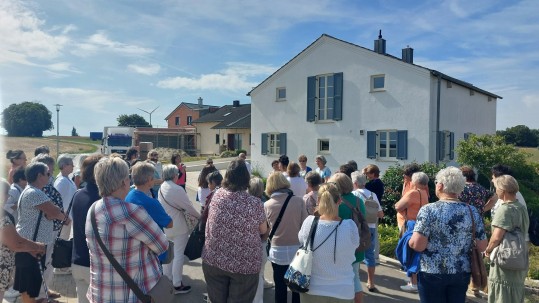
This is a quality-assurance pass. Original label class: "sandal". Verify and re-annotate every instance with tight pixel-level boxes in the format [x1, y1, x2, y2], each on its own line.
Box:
[367, 285, 379, 292]
[47, 290, 62, 299]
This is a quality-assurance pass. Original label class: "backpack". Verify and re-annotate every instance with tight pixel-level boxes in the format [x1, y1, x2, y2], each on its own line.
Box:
[342, 197, 371, 252]
[529, 210, 539, 246]
[358, 191, 379, 224]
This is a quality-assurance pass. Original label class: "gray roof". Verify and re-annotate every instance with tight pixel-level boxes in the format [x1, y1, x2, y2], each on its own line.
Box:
[164, 102, 219, 120]
[192, 104, 251, 129]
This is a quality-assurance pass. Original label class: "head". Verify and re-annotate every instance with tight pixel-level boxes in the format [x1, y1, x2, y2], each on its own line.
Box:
[147, 149, 159, 162]
[350, 171, 368, 189]
[6, 150, 26, 166]
[25, 162, 49, 186]
[57, 154, 74, 174]
[13, 167, 27, 186]
[94, 157, 130, 197]
[265, 172, 290, 196]
[315, 155, 327, 168]
[298, 155, 308, 168]
[126, 147, 139, 161]
[271, 160, 279, 171]
[162, 164, 179, 182]
[328, 172, 354, 195]
[34, 145, 50, 156]
[460, 166, 476, 182]
[305, 171, 322, 191]
[206, 158, 214, 166]
[248, 177, 265, 198]
[403, 163, 421, 182]
[317, 182, 341, 217]
[491, 164, 513, 180]
[238, 153, 247, 161]
[170, 153, 182, 165]
[493, 175, 519, 198]
[339, 164, 355, 178]
[206, 171, 223, 190]
[411, 172, 429, 187]
[32, 153, 55, 174]
[347, 160, 358, 171]
[435, 167, 466, 197]
[287, 162, 301, 178]
[222, 160, 250, 192]
[131, 162, 155, 186]
[363, 164, 380, 179]
[198, 165, 218, 188]
[81, 154, 103, 185]
[278, 155, 289, 172]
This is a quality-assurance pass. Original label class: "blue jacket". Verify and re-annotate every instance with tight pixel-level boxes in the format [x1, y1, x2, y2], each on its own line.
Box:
[396, 221, 420, 276]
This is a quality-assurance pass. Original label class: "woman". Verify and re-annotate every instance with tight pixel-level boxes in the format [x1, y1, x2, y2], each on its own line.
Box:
[202, 160, 267, 303]
[298, 154, 312, 178]
[269, 160, 280, 177]
[158, 164, 201, 294]
[303, 172, 323, 215]
[265, 172, 308, 303]
[330, 173, 366, 301]
[200, 171, 223, 228]
[197, 164, 217, 209]
[458, 166, 494, 215]
[394, 172, 429, 292]
[5, 168, 26, 217]
[315, 155, 331, 182]
[14, 162, 69, 303]
[363, 164, 384, 203]
[124, 147, 139, 168]
[287, 162, 307, 196]
[409, 167, 488, 303]
[171, 153, 187, 190]
[85, 157, 168, 303]
[298, 182, 359, 302]
[54, 154, 77, 242]
[484, 175, 529, 303]
[6, 150, 27, 184]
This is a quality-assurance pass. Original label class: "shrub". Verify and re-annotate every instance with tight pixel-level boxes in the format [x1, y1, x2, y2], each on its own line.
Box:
[529, 246, 539, 280]
[378, 224, 399, 259]
[220, 150, 237, 158]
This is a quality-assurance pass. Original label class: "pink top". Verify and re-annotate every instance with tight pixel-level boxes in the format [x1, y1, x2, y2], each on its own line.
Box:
[175, 163, 186, 186]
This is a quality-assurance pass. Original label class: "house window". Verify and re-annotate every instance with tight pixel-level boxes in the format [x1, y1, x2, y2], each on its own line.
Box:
[438, 131, 455, 161]
[367, 130, 408, 160]
[371, 75, 385, 92]
[307, 72, 343, 122]
[318, 139, 330, 153]
[175, 117, 180, 126]
[216, 134, 220, 144]
[261, 133, 287, 155]
[276, 87, 286, 101]
[187, 116, 192, 125]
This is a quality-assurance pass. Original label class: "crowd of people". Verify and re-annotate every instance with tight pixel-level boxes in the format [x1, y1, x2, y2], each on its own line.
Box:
[0, 146, 532, 303]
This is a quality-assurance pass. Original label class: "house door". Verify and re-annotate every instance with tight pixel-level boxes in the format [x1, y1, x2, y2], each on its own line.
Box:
[227, 134, 235, 150]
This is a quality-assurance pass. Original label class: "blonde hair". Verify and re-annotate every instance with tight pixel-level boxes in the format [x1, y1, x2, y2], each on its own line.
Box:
[248, 177, 265, 198]
[265, 172, 290, 196]
[494, 175, 519, 195]
[317, 183, 340, 217]
[329, 172, 353, 195]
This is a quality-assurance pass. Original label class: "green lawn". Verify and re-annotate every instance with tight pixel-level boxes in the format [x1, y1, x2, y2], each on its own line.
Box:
[519, 147, 539, 163]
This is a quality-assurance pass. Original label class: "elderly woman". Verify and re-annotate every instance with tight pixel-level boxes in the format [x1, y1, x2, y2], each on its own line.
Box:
[298, 182, 359, 303]
[394, 172, 429, 292]
[6, 150, 27, 184]
[265, 172, 308, 303]
[54, 154, 77, 241]
[315, 155, 331, 182]
[158, 164, 200, 294]
[202, 160, 267, 303]
[458, 166, 494, 215]
[303, 171, 323, 215]
[14, 162, 68, 303]
[484, 175, 529, 303]
[287, 162, 307, 196]
[409, 167, 488, 303]
[85, 157, 168, 303]
[298, 154, 312, 178]
[197, 164, 217, 209]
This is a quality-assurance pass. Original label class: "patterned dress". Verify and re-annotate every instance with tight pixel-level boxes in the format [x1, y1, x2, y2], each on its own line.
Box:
[458, 182, 492, 214]
[0, 212, 16, 291]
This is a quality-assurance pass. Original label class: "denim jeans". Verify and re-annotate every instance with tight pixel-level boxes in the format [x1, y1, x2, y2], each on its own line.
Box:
[418, 272, 470, 303]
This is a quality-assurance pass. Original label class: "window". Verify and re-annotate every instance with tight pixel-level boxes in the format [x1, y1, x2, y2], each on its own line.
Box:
[371, 75, 385, 92]
[367, 130, 408, 160]
[276, 87, 286, 101]
[438, 131, 455, 161]
[187, 116, 192, 125]
[307, 72, 343, 122]
[175, 117, 180, 126]
[318, 139, 330, 153]
[215, 134, 220, 144]
[261, 133, 287, 155]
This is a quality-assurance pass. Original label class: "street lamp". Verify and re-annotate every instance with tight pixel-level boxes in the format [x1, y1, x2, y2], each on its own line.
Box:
[137, 106, 159, 127]
[54, 104, 62, 158]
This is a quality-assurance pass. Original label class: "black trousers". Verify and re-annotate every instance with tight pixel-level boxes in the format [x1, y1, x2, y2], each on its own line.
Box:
[272, 262, 300, 303]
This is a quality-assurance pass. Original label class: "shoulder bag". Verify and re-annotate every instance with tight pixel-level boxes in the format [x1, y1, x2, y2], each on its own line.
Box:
[342, 197, 371, 252]
[52, 192, 76, 268]
[159, 188, 198, 233]
[266, 191, 294, 256]
[466, 204, 488, 290]
[90, 204, 174, 303]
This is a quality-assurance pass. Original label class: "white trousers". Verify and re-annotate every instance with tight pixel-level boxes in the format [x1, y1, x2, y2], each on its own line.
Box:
[163, 232, 190, 287]
[39, 243, 54, 298]
[253, 241, 268, 303]
[72, 264, 90, 303]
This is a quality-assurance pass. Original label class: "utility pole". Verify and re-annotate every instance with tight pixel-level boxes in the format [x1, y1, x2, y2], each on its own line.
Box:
[137, 106, 159, 127]
[54, 104, 63, 158]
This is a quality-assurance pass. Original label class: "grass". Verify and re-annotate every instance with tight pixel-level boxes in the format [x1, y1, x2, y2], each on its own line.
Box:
[519, 147, 539, 163]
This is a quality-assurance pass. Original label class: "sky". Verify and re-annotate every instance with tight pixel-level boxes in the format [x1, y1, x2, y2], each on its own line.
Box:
[1, 0, 538, 137]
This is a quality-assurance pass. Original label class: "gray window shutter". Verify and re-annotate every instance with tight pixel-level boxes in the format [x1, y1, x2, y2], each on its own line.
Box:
[397, 130, 408, 160]
[261, 133, 268, 155]
[437, 131, 445, 161]
[367, 131, 377, 159]
[449, 132, 455, 160]
[279, 133, 287, 155]
[307, 76, 316, 122]
[333, 72, 343, 121]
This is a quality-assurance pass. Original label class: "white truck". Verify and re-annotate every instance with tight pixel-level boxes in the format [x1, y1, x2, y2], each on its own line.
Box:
[101, 126, 135, 156]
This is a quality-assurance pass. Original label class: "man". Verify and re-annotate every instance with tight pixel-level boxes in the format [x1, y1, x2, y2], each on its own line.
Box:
[238, 152, 252, 175]
[146, 149, 163, 197]
[363, 164, 385, 265]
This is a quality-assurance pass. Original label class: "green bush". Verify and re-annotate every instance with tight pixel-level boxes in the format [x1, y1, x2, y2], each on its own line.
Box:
[378, 224, 400, 259]
[220, 150, 237, 158]
[529, 246, 539, 280]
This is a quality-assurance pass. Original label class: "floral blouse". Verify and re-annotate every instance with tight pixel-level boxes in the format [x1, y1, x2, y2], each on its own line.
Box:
[414, 201, 486, 274]
[0, 212, 16, 291]
[458, 183, 492, 214]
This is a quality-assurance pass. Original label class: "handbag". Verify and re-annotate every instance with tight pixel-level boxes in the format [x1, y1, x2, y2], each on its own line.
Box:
[160, 189, 198, 233]
[184, 221, 205, 260]
[466, 205, 488, 290]
[266, 191, 294, 256]
[15, 210, 43, 268]
[52, 192, 77, 268]
[493, 227, 528, 271]
[90, 204, 174, 303]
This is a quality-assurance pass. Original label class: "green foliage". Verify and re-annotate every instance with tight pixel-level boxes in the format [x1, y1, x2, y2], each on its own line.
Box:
[117, 114, 151, 127]
[529, 246, 539, 280]
[220, 150, 237, 158]
[496, 125, 539, 147]
[1, 102, 53, 137]
[71, 126, 79, 136]
[378, 224, 400, 259]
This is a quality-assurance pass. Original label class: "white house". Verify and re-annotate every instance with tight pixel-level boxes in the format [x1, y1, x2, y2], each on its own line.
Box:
[248, 33, 501, 175]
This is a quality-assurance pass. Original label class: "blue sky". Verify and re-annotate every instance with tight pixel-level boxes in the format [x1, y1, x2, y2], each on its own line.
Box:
[1, 0, 538, 136]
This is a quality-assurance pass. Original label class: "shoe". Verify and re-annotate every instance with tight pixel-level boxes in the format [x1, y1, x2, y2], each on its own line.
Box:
[264, 279, 274, 289]
[174, 284, 192, 294]
[54, 267, 72, 275]
[4, 288, 20, 298]
[367, 284, 379, 292]
[47, 290, 62, 299]
[400, 284, 418, 292]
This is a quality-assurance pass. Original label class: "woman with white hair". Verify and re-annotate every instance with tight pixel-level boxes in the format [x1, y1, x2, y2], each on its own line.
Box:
[409, 167, 488, 303]
[54, 154, 77, 250]
[315, 155, 331, 182]
[158, 164, 200, 294]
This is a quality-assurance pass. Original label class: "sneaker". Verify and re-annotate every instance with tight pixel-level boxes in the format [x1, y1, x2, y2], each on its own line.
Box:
[4, 288, 20, 298]
[53, 267, 72, 275]
[264, 279, 274, 289]
[174, 284, 192, 294]
[400, 284, 418, 292]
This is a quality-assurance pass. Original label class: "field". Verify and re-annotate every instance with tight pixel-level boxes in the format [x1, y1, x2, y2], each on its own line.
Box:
[519, 147, 539, 163]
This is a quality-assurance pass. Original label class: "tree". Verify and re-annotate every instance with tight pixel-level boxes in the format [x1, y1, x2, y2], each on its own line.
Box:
[71, 126, 79, 136]
[496, 125, 538, 147]
[117, 114, 151, 127]
[1, 102, 53, 137]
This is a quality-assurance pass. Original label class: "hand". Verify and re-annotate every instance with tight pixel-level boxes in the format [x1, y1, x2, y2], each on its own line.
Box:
[34, 242, 47, 256]
[63, 217, 72, 225]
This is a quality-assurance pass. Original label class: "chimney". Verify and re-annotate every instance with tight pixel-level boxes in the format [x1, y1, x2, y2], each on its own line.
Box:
[374, 30, 386, 55]
[232, 100, 240, 107]
[198, 97, 203, 106]
[402, 46, 414, 64]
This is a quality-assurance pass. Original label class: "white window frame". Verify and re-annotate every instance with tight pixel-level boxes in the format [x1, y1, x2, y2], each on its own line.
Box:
[377, 130, 397, 160]
[268, 133, 281, 155]
[187, 116, 192, 125]
[371, 74, 386, 92]
[440, 130, 452, 161]
[317, 139, 330, 154]
[316, 74, 335, 122]
[276, 87, 286, 102]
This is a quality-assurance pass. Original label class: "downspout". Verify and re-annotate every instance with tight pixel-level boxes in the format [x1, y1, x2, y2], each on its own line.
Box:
[434, 71, 442, 165]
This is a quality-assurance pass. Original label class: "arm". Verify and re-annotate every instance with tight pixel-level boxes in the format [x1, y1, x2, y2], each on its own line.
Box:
[125, 206, 168, 255]
[373, 192, 384, 218]
[171, 185, 201, 218]
[1, 225, 46, 255]
[483, 193, 498, 212]
[36, 201, 70, 223]
[409, 232, 428, 252]
[484, 227, 506, 256]
[395, 191, 413, 212]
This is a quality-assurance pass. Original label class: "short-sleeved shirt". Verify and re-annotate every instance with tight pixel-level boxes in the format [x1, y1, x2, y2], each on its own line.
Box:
[16, 185, 54, 244]
[458, 183, 492, 214]
[203, 188, 266, 275]
[339, 193, 365, 263]
[491, 201, 529, 241]
[316, 166, 331, 180]
[414, 201, 486, 274]
[54, 174, 78, 211]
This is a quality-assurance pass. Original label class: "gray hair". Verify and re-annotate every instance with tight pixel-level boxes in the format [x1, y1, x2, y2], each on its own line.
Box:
[316, 155, 327, 165]
[248, 177, 264, 198]
[25, 162, 48, 183]
[57, 154, 74, 170]
[435, 167, 465, 195]
[351, 171, 368, 188]
[94, 157, 129, 196]
[32, 153, 55, 166]
[131, 162, 155, 186]
[412, 172, 429, 186]
[162, 164, 179, 181]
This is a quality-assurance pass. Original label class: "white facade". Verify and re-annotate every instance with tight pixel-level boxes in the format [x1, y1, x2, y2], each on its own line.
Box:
[249, 35, 498, 176]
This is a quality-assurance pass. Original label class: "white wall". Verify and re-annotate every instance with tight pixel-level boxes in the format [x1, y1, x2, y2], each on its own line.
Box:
[196, 122, 251, 156]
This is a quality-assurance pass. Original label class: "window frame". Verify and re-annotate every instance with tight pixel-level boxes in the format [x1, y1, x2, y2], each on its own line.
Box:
[276, 87, 286, 102]
[174, 116, 180, 126]
[316, 74, 335, 122]
[377, 130, 397, 160]
[370, 74, 386, 92]
[215, 134, 220, 145]
[268, 133, 281, 156]
[317, 139, 330, 154]
[187, 116, 192, 125]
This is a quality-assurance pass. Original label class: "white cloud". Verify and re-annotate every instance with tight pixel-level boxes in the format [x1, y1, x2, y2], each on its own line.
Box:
[72, 31, 153, 57]
[127, 63, 161, 75]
